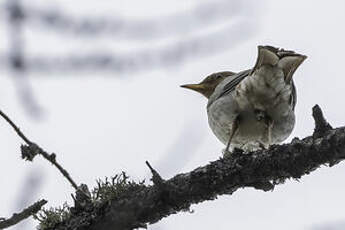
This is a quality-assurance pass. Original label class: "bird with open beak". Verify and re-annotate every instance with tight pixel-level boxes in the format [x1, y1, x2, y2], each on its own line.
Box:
[181, 45, 307, 154]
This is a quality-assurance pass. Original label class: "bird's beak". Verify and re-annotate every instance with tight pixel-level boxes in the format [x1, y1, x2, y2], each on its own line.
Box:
[180, 83, 205, 93]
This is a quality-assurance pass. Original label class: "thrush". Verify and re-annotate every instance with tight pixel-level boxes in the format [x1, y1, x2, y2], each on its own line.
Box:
[181, 45, 307, 154]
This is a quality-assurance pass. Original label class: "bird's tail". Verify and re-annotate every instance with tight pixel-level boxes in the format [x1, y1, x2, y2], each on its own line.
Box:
[252, 45, 307, 82]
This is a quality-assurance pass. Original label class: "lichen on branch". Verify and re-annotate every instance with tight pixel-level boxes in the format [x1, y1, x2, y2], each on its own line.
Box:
[32, 105, 345, 230]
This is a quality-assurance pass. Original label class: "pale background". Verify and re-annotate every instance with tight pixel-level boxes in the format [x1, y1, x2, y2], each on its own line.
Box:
[0, 0, 345, 229]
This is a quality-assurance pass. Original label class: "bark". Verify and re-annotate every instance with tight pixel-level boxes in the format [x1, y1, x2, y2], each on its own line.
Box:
[0, 200, 47, 229]
[45, 105, 345, 230]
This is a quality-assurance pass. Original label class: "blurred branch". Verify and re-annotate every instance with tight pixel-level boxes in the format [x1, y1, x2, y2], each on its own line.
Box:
[0, 1, 259, 74]
[3, 1, 242, 39]
[12, 168, 45, 230]
[0, 108, 79, 190]
[311, 221, 345, 230]
[36, 105, 345, 230]
[0, 20, 256, 74]
[0, 199, 47, 229]
[6, 0, 43, 118]
[0, 0, 260, 119]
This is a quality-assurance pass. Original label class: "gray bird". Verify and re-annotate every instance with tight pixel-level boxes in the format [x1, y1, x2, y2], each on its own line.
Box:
[181, 45, 307, 154]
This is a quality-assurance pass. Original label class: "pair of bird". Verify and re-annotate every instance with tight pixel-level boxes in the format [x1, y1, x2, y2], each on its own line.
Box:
[181, 45, 307, 154]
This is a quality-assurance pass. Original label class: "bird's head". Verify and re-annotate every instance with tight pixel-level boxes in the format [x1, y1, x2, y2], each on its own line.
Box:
[181, 71, 234, 98]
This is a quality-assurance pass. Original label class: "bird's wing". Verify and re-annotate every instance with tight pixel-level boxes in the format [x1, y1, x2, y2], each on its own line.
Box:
[215, 69, 251, 100]
[215, 68, 297, 110]
[291, 80, 297, 110]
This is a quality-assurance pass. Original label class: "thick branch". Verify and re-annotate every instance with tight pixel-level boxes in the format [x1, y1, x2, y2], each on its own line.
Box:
[0, 199, 47, 229]
[44, 105, 345, 230]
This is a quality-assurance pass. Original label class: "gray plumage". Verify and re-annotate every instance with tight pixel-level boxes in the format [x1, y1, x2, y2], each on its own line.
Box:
[182, 45, 307, 152]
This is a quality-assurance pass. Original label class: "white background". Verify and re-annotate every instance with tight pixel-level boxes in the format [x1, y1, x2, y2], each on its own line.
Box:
[1, 0, 345, 229]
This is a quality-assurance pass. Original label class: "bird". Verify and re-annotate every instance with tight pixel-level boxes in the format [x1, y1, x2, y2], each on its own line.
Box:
[181, 45, 307, 154]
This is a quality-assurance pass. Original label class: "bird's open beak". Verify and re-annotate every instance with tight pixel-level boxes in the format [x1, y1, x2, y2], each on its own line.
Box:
[180, 84, 205, 93]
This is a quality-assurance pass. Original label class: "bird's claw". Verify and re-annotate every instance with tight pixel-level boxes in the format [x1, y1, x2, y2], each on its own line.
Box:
[222, 148, 232, 157]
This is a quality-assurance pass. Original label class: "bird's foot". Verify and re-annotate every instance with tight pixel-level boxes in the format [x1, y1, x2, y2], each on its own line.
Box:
[222, 147, 245, 158]
[222, 148, 232, 157]
[259, 142, 269, 150]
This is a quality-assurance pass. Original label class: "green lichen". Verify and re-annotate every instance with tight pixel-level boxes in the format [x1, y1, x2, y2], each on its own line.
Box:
[34, 203, 70, 230]
[92, 172, 145, 202]
[34, 172, 146, 230]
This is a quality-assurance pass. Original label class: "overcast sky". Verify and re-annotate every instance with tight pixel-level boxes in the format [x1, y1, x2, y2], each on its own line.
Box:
[1, 0, 345, 229]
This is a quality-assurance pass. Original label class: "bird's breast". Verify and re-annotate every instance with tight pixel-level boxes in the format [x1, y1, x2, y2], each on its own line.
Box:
[207, 66, 296, 150]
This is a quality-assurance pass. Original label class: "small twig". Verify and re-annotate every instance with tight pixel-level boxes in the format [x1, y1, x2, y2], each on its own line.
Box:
[0, 109, 79, 190]
[39, 149, 79, 190]
[0, 199, 47, 229]
[72, 184, 92, 211]
[312, 104, 332, 138]
[145, 161, 164, 186]
[0, 109, 31, 145]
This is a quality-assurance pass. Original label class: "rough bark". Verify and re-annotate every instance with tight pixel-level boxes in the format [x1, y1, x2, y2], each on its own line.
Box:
[43, 105, 345, 230]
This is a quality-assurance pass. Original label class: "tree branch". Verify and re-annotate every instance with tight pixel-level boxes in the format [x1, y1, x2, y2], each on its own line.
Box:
[0, 109, 31, 145]
[36, 105, 345, 230]
[0, 199, 47, 229]
[0, 109, 79, 190]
